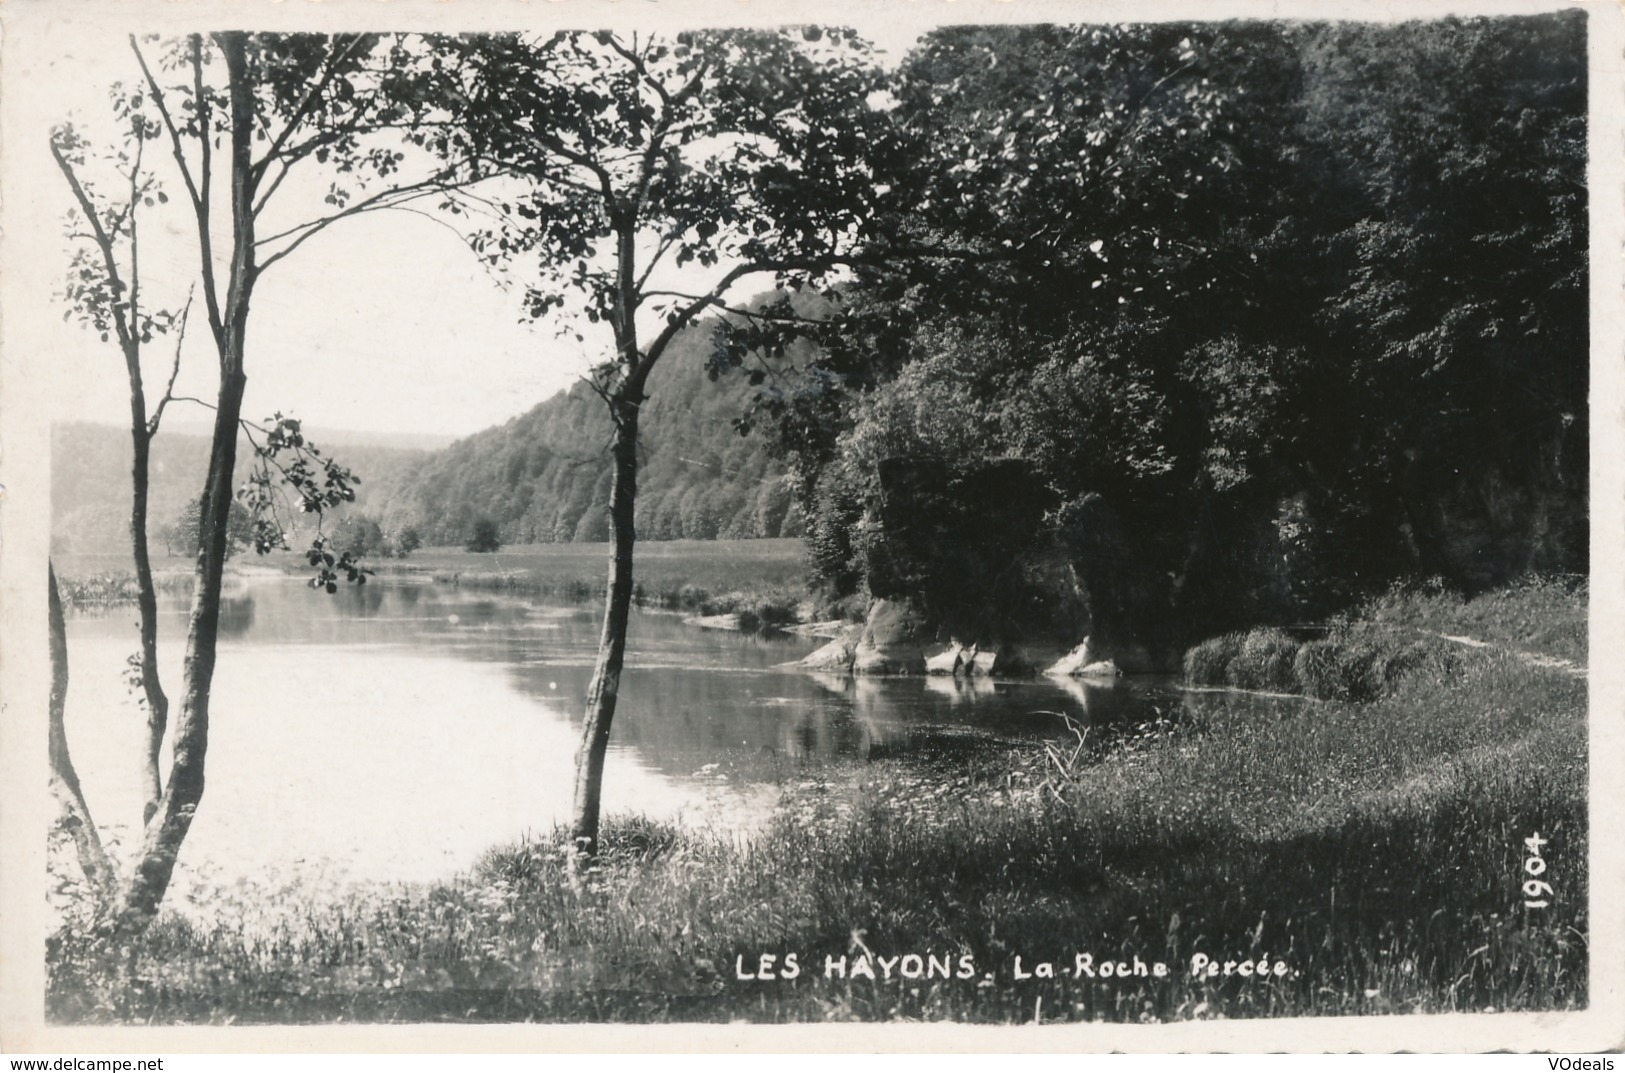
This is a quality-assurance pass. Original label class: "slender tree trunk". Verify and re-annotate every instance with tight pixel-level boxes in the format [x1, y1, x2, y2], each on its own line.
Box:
[116, 32, 256, 935]
[47, 562, 119, 909]
[117, 369, 247, 935]
[128, 420, 168, 825]
[570, 395, 640, 860]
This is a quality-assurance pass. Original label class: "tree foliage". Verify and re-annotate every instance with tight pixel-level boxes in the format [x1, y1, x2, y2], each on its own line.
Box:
[779, 14, 1587, 647]
[166, 496, 254, 559]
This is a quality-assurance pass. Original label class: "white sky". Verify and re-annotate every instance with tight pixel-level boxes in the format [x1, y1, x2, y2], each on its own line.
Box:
[13, 13, 934, 443]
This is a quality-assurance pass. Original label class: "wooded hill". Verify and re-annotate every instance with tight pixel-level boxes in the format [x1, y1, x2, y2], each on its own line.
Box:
[361, 316, 800, 547]
[50, 423, 435, 559]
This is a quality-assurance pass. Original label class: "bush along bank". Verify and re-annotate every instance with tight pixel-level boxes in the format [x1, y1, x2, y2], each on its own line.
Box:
[1181, 576, 1586, 700]
[1183, 625, 1466, 701]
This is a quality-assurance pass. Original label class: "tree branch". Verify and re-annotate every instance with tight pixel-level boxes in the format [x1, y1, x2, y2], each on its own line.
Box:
[148, 289, 194, 435]
[128, 36, 202, 215]
[255, 169, 488, 275]
[632, 259, 793, 395]
[252, 34, 370, 182]
[251, 157, 293, 218]
[632, 230, 680, 295]
[162, 394, 217, 411]
[131, 34, 227, 348]
[645, 291, 837, 331]
[534, 130, 620, 209]
[49, 137, 137, 358]
[127, 138, 144, 344]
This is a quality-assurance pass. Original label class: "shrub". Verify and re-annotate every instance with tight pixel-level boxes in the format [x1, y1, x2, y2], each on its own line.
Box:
[1293, 638, 1374, 701]
[1183, 633, 1242, 686]
[1230, 628, 1302, 692]
[1184, 629, 1302, 691]
[1189, 619, 1470, 701]
[466, 518, 503, 553]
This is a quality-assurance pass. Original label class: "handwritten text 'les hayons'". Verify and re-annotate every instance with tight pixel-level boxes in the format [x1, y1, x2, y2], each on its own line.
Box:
[734, 952, 978, 982]
[734, 952, 1296, 982]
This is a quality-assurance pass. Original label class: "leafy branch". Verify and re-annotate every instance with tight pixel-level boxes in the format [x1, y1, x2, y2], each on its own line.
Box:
[235, 415, 371, 592]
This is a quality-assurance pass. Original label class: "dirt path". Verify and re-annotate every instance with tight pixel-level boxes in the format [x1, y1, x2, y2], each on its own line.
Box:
[1434, 632, 1587, 678]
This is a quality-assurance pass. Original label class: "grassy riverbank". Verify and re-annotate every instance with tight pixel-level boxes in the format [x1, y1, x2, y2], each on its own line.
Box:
[47, 579, 1587, 1024]
[379, 541, 810, 623]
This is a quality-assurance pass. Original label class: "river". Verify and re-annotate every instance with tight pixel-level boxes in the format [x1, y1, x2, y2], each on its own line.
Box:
[60, 576, 1285, 889]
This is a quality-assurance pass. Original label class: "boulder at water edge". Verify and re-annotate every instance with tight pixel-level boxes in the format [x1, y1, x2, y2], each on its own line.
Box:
[796, 628, 859, 672]
[926, 643, 981, 675]
[852, 598, 929, 675]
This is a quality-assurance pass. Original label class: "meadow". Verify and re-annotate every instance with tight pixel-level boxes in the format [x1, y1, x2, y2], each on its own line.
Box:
[54, 540, 815, 626]
[46, 579, 1587, 1024]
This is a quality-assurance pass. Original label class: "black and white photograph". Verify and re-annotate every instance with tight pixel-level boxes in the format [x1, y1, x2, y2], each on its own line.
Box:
[0, 0, 1620, 1053]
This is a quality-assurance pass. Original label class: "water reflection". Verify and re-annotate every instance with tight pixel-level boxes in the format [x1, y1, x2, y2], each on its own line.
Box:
[216, 594, 256, 639]
[338, 580, 388, 618]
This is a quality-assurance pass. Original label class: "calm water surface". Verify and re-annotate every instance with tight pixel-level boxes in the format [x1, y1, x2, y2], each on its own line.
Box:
[62, 577, 1280, 887]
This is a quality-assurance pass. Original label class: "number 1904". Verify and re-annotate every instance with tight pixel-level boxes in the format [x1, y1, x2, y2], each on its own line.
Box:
[1523, 833, 1553, 909]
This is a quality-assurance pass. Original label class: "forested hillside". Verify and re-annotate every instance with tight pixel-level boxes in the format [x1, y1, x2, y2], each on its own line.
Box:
[363, 315, 800, 546]
[50, 423, 436, 558]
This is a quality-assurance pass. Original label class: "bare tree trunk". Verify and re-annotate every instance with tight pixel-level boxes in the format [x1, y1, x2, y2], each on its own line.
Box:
[117, 373, 247, 935]
[47, 563, 119, 908]
[116, 32, 256, 935]
[128, 417, 169, 825]
[570, 396, 640, 860]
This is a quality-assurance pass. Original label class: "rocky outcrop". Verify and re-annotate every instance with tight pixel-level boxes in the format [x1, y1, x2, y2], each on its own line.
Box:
[964, 647, 1003, 676]
[852, 598, 929, 675]
[796, 629, 860, 671]
[1076, 659, 1123, 679]
[1045, 636, 1159, 676]
[1045, 639, 1099, 677]
[797, 616, 1171, 679]
[792, 600, 932, 675]
[794, 599, 935, 675]
[922, 639, 1072, 678]
[925, 644, 971, 675]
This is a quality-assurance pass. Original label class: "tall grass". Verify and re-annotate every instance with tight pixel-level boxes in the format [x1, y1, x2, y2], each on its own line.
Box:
[55, 570, 194, 609]
[48, 629, 1587, 1024]
[1356, 574, 1587, 665]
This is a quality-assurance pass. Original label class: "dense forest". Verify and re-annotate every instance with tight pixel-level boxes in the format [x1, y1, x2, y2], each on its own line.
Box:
[749, 14, 1588, 660]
